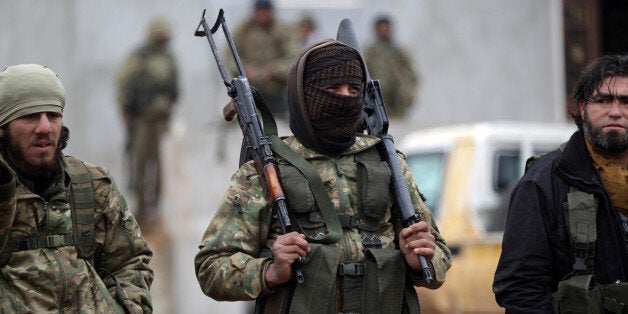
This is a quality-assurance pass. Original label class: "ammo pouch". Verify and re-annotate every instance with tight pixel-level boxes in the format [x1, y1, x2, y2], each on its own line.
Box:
[255, 244, 417, 314]
[277, 146, 391, 242]
[355, 156, 391, 231]
[278, 164, 329, 242]
[255, 244, 341, 314]
[338, 247, 406, 314]
[553, 274, 628, 313]
[552, 186, 628, 313]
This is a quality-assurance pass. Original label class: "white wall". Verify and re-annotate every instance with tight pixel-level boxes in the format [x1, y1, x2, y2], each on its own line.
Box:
[0, 1, 565, 313]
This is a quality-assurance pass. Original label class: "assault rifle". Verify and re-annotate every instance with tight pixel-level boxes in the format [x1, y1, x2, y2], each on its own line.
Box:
[195, 9, 305, 284]
[337, 19, 434, 284]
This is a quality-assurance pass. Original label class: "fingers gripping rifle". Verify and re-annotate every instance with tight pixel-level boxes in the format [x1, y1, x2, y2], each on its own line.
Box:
[195, 9, 305, 284]
[337, 19, 433, 284]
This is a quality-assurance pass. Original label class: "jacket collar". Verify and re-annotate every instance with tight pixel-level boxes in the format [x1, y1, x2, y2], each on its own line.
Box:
[282, 134, 380, 159]
[556, 130, 602, 190]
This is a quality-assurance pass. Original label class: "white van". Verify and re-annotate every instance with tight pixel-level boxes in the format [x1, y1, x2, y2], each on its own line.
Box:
[398, 121, 576, 313]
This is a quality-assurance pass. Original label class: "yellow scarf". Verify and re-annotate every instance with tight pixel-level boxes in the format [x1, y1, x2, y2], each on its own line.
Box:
[585, 138, 628, 215]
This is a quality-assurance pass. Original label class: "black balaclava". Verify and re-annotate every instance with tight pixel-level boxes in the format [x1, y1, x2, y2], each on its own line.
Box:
[288, 40, 365, 155]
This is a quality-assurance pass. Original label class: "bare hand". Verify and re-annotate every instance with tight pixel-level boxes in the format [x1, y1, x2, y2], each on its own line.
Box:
[398, 221, 435, 272]
[264, 232, 310, 287]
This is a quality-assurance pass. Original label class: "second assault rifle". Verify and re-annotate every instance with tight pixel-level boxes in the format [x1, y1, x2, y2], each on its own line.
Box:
[337, 19, 434, 284]
[195, 9, 305, 284]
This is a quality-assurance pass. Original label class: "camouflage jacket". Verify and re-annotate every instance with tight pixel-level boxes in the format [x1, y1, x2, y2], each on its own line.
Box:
[195, 135, 451, 301]
[364, 40, 419, 118]
[116, 43, 179, 120]
[231, 19, 299, 101]
[0, 154, 153, 313]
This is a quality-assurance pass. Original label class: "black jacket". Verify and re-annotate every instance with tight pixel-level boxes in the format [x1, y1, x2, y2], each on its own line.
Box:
[493, 130, 628, 313]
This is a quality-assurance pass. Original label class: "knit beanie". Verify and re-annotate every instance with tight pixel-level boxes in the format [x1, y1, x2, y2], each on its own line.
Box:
[0, 64, 65, 126]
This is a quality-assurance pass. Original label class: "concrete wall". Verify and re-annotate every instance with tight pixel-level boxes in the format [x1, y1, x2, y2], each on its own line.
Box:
[0, 0, 566, 180]
[0, 0, 565, 313]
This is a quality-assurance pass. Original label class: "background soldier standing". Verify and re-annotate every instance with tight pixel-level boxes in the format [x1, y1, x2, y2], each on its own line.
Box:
[231, 0, 299, 120]
[116, 16, 179, 224]
[364, 15, 419, 119]
[296, 13, 319, 48]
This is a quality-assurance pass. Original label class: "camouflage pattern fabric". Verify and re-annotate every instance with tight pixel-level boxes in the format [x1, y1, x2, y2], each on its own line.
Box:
[364, 40, 419, 118]
[116, 34, 178, 220]
[0, 161, 16, 268]
[195, 134, 451, 301]
[0, 154, 153, 313]
[231, 19, 299, 118]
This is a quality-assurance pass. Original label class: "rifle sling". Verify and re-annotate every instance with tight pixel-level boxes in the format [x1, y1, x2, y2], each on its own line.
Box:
[255, 91, 342, 243]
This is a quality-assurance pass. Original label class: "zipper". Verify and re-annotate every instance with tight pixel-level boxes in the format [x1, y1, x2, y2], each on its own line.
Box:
[119, 214, 136, 257]
[43, 201, 68, 313]
[211, 196, 241, 250]
[330, 158, 353, 261]
[39, 201, 50, 234]
[330, 158, 346, 213]
[50, 247, 67, 313]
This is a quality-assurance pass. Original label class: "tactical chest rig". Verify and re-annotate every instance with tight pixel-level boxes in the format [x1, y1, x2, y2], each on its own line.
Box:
[9, 157, 96, 263]
[553, 186, 628, 313]
[526, 151, 628, 313]
[255, 133, 419, 314]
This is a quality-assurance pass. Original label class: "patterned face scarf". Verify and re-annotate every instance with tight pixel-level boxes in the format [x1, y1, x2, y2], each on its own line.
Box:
[303, 44, 364, 154]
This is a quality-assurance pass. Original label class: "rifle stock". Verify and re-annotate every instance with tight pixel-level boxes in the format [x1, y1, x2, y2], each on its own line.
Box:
[195, 8, 304, 284]
[337, 18, 433, 284]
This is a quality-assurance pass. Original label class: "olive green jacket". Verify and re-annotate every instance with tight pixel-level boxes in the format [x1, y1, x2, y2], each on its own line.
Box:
[195, 135, 451, 301]
[0, 155, 153, 313]
[364, 40, 419, 118]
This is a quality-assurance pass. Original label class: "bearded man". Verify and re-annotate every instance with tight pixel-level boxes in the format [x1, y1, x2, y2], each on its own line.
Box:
[493, 55, 628, 313]
[0, 64, 153, 313]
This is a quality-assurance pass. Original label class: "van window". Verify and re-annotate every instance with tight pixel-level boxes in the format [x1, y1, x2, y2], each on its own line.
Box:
[483, 149, 522, 232]
[493, 150, 521, 193]
[485, 146, 560, 232]
[405, 152, 446, 217]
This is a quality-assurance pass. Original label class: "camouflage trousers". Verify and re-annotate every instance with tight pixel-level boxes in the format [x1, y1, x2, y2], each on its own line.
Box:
[127, 115, 168, 221]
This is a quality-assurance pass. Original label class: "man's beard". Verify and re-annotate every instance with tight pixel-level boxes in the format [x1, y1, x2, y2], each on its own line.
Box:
[1, 131, 61, 182]
[582, 110, 628, 153]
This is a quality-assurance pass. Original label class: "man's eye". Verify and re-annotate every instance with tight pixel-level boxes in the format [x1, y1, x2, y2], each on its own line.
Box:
[324, 85, 340, 92]
[592, 96, 613, 103]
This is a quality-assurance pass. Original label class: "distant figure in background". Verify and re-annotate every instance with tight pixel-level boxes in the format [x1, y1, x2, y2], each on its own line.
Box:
[231, 0, 298, 120]
[364, 15, 419, 119]
[116, 16, 179, 224]
[297, 13, 318, 47]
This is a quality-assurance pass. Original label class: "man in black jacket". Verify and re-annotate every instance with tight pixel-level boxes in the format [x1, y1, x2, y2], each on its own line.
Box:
[493, 55, 628, 313]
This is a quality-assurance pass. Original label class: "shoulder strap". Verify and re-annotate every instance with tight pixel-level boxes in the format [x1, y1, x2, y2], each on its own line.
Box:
[65, 156, 96, 264]
[565, 185, 598, 272]
[269, 136, 343, 244]
[525, 141, 567, 172]
[256, 95, 343, 243]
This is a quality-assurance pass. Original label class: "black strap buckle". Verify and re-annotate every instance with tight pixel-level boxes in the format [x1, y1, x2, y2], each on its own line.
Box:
[573, 243, 588, 271]
[338, 262, 364, 276]
[362, 236, 382, 248]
